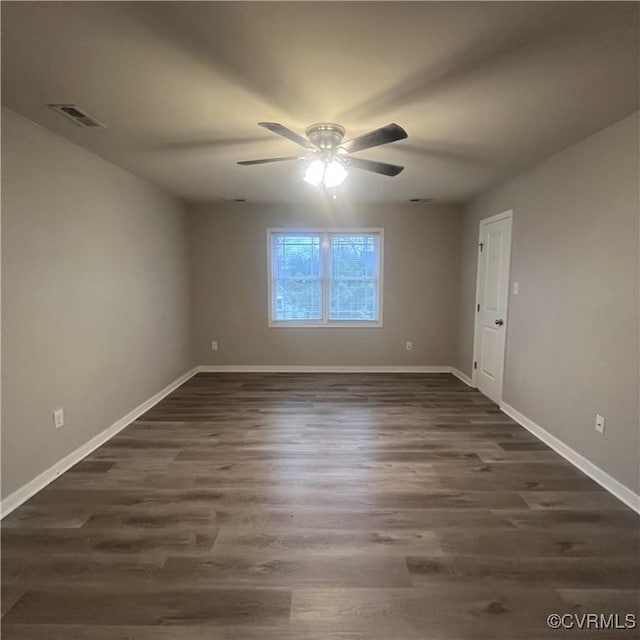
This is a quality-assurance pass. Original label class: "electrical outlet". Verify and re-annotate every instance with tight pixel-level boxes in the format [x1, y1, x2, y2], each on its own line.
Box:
[513, 282, 520, 295]
[53, 408, 64, 429]
[211, 340, 218, 351]
[595, 414, 605, 434]
[406, 341, 413, 351]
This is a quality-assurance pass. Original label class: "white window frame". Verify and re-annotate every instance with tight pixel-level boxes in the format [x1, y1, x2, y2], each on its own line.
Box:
[267, 227, 384, 328]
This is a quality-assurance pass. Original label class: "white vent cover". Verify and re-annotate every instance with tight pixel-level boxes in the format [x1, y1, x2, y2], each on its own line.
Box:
[48, 104, 105, 128]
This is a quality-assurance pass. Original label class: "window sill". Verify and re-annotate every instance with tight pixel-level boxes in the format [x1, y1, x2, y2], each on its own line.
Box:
[268, 321, 383, 329]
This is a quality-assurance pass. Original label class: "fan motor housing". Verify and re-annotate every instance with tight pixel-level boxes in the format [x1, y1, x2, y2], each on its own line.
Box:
[305, 123, 345, 150]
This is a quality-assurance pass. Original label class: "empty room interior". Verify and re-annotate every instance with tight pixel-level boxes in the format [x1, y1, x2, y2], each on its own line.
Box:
[1, 1, 639, 638]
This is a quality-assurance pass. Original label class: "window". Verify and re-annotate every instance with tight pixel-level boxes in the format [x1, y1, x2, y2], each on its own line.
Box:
[268, 229, 383, 327]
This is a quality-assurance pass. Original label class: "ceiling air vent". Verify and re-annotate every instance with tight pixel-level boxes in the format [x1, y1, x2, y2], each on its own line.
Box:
[48, 104, 105, 128]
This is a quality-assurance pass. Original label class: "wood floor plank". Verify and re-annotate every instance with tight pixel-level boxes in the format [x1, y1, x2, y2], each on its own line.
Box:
[2, 587, 292, 626]
[2, 553, 166, 590]
[406, 555, 640, 588]
[435, 528, 639, 557]
[1, 505, 93, 529]
[211, 527, 443, 557]
[1, 526, 217, 557]
[433, 461, 595, 479]
[519, 491, 632, 511]
[495, 508, 640, 534]
[213, 507, 515, 531]
[2, 372, 638, 636]
[161, 554, 413, 587]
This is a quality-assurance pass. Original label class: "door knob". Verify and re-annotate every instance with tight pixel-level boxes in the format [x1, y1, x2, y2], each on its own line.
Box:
[495, 319, 504, 326]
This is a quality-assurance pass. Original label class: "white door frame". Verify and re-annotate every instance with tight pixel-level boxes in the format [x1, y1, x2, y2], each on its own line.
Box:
[472, 209, 513, 402]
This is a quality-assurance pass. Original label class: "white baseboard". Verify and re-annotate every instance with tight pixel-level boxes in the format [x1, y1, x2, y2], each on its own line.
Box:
[450, 367, 473, 387]
[501, 401, 640, 514]
[198, 364, 452, 373]
[0, 367, 199, 519]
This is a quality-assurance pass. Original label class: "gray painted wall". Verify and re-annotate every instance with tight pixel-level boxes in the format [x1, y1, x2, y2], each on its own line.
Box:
[456, 112, 639, 493]
[189, 202, 462, 367]
[1, 109, 194, 498]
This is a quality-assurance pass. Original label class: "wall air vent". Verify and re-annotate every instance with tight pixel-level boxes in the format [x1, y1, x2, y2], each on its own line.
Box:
[48, 104, 105, 128]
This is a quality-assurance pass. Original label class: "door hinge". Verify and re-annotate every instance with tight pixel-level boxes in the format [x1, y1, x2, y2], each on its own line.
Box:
[478, 242, 484, 252]
[476, 303, 480, 312]
[474, 361, 477, 370]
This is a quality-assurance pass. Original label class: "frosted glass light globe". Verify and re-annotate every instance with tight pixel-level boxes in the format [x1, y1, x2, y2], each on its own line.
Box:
[323, 160, 348, 187]
[303, 159, 325, 186]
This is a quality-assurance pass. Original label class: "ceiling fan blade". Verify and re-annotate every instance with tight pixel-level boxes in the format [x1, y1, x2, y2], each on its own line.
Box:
[258, 122, 315, 149]
[346, 157, 404, 177]
[342, 123, 407, 154]
[237, 156, 302, 166]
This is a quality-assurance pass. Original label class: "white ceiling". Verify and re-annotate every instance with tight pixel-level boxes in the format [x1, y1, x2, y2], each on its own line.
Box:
[2, 1, 638, 204]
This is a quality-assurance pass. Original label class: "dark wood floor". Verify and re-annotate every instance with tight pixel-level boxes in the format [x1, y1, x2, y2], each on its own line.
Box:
[2, 373, 638, 639]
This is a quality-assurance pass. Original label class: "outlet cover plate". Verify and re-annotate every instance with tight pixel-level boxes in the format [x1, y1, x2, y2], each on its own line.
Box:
[53, 408, 64, 429]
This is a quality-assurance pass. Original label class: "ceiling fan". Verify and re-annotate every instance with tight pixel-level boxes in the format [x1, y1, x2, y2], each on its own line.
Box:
[238, 122, 407, 188]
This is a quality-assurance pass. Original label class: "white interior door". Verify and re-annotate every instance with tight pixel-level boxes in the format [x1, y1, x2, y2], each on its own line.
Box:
[473, 211, 512, 404]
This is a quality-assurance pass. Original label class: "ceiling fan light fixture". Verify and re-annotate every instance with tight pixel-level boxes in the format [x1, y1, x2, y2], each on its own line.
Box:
[240, 121, 406, 184]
